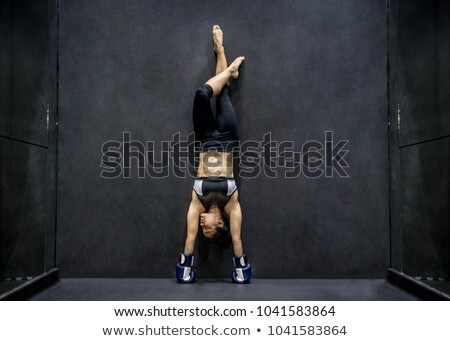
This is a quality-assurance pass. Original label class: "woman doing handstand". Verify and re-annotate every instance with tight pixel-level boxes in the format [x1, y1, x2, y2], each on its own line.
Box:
[176, 25, 251, 284]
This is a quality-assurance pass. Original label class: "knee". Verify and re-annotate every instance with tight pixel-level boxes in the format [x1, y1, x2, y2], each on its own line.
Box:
[195, 84, 213, 100]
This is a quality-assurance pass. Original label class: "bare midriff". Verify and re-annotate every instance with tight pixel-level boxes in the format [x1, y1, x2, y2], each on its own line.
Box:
[197, 151, 234, 178]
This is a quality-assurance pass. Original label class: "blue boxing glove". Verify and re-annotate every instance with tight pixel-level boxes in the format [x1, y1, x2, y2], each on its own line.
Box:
[176, 253, 196, 284]
[231, 254, 252, 284]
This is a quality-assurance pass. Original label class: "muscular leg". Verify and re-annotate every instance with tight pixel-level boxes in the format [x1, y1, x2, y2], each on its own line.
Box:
[192, 84, 215, 136]
[216, 84, 238, 139]
[194, 26, 241, 141]
[212, 25, 229, 85]
[205, 26, 245, 97]
[205, 56, 244, 97]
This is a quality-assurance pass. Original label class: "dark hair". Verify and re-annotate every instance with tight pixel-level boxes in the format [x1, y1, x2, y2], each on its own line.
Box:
[206, 212, 232, 249]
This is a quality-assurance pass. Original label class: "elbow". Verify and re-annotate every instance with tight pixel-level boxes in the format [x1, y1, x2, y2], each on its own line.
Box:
[230, 207, 242, 221]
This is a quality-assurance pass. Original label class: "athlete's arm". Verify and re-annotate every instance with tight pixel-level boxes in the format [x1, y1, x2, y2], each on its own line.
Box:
[224, 190, 243, 256]
[183, 190, 206, 254]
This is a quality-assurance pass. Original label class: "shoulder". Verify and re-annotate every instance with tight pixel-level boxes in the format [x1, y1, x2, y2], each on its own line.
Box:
[191, 189, 200, 201]
[228, 189, 239, 202]
[191, 190, 202, 205]
[224, 190, 239, 212]
[190, 190, 206, 211]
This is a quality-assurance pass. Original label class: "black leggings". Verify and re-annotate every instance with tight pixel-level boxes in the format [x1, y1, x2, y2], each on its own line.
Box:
[192, 83, 239, 151]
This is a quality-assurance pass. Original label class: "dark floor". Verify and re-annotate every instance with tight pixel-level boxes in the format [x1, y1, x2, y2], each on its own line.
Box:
[420, 280, 450, 295]
[29, 278, 419, 301]
[0, 279, 29, 298]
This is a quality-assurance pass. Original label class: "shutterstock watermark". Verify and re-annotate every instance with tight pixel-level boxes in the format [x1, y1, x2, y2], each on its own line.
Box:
[100, 131, 349, 179]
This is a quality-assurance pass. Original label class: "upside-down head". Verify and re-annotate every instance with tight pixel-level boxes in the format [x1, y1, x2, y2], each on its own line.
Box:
[199, 210, 231, 249]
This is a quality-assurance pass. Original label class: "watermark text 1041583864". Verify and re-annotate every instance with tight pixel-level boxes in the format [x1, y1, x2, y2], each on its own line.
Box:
[100, 131, 349, 179]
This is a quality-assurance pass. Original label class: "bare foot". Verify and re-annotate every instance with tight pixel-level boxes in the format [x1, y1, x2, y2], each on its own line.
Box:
[212, 25, 224, 53]
[229, 56, 245, 79]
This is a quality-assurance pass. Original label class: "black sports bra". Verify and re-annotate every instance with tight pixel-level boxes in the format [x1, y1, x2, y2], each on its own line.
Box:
[193, 178, 237, 209]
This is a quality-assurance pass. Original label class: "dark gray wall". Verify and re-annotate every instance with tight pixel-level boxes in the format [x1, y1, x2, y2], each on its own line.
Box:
[0, 0, 58, 279]
[400, 139, 449, 277]
[389, 0, 449, 278]
[0, 0, 53, 146]
[395, 0, 450, 147]
[0, 139, 47, 277]
[57, 0, 389, 278]
[0, 1, 12, 126]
